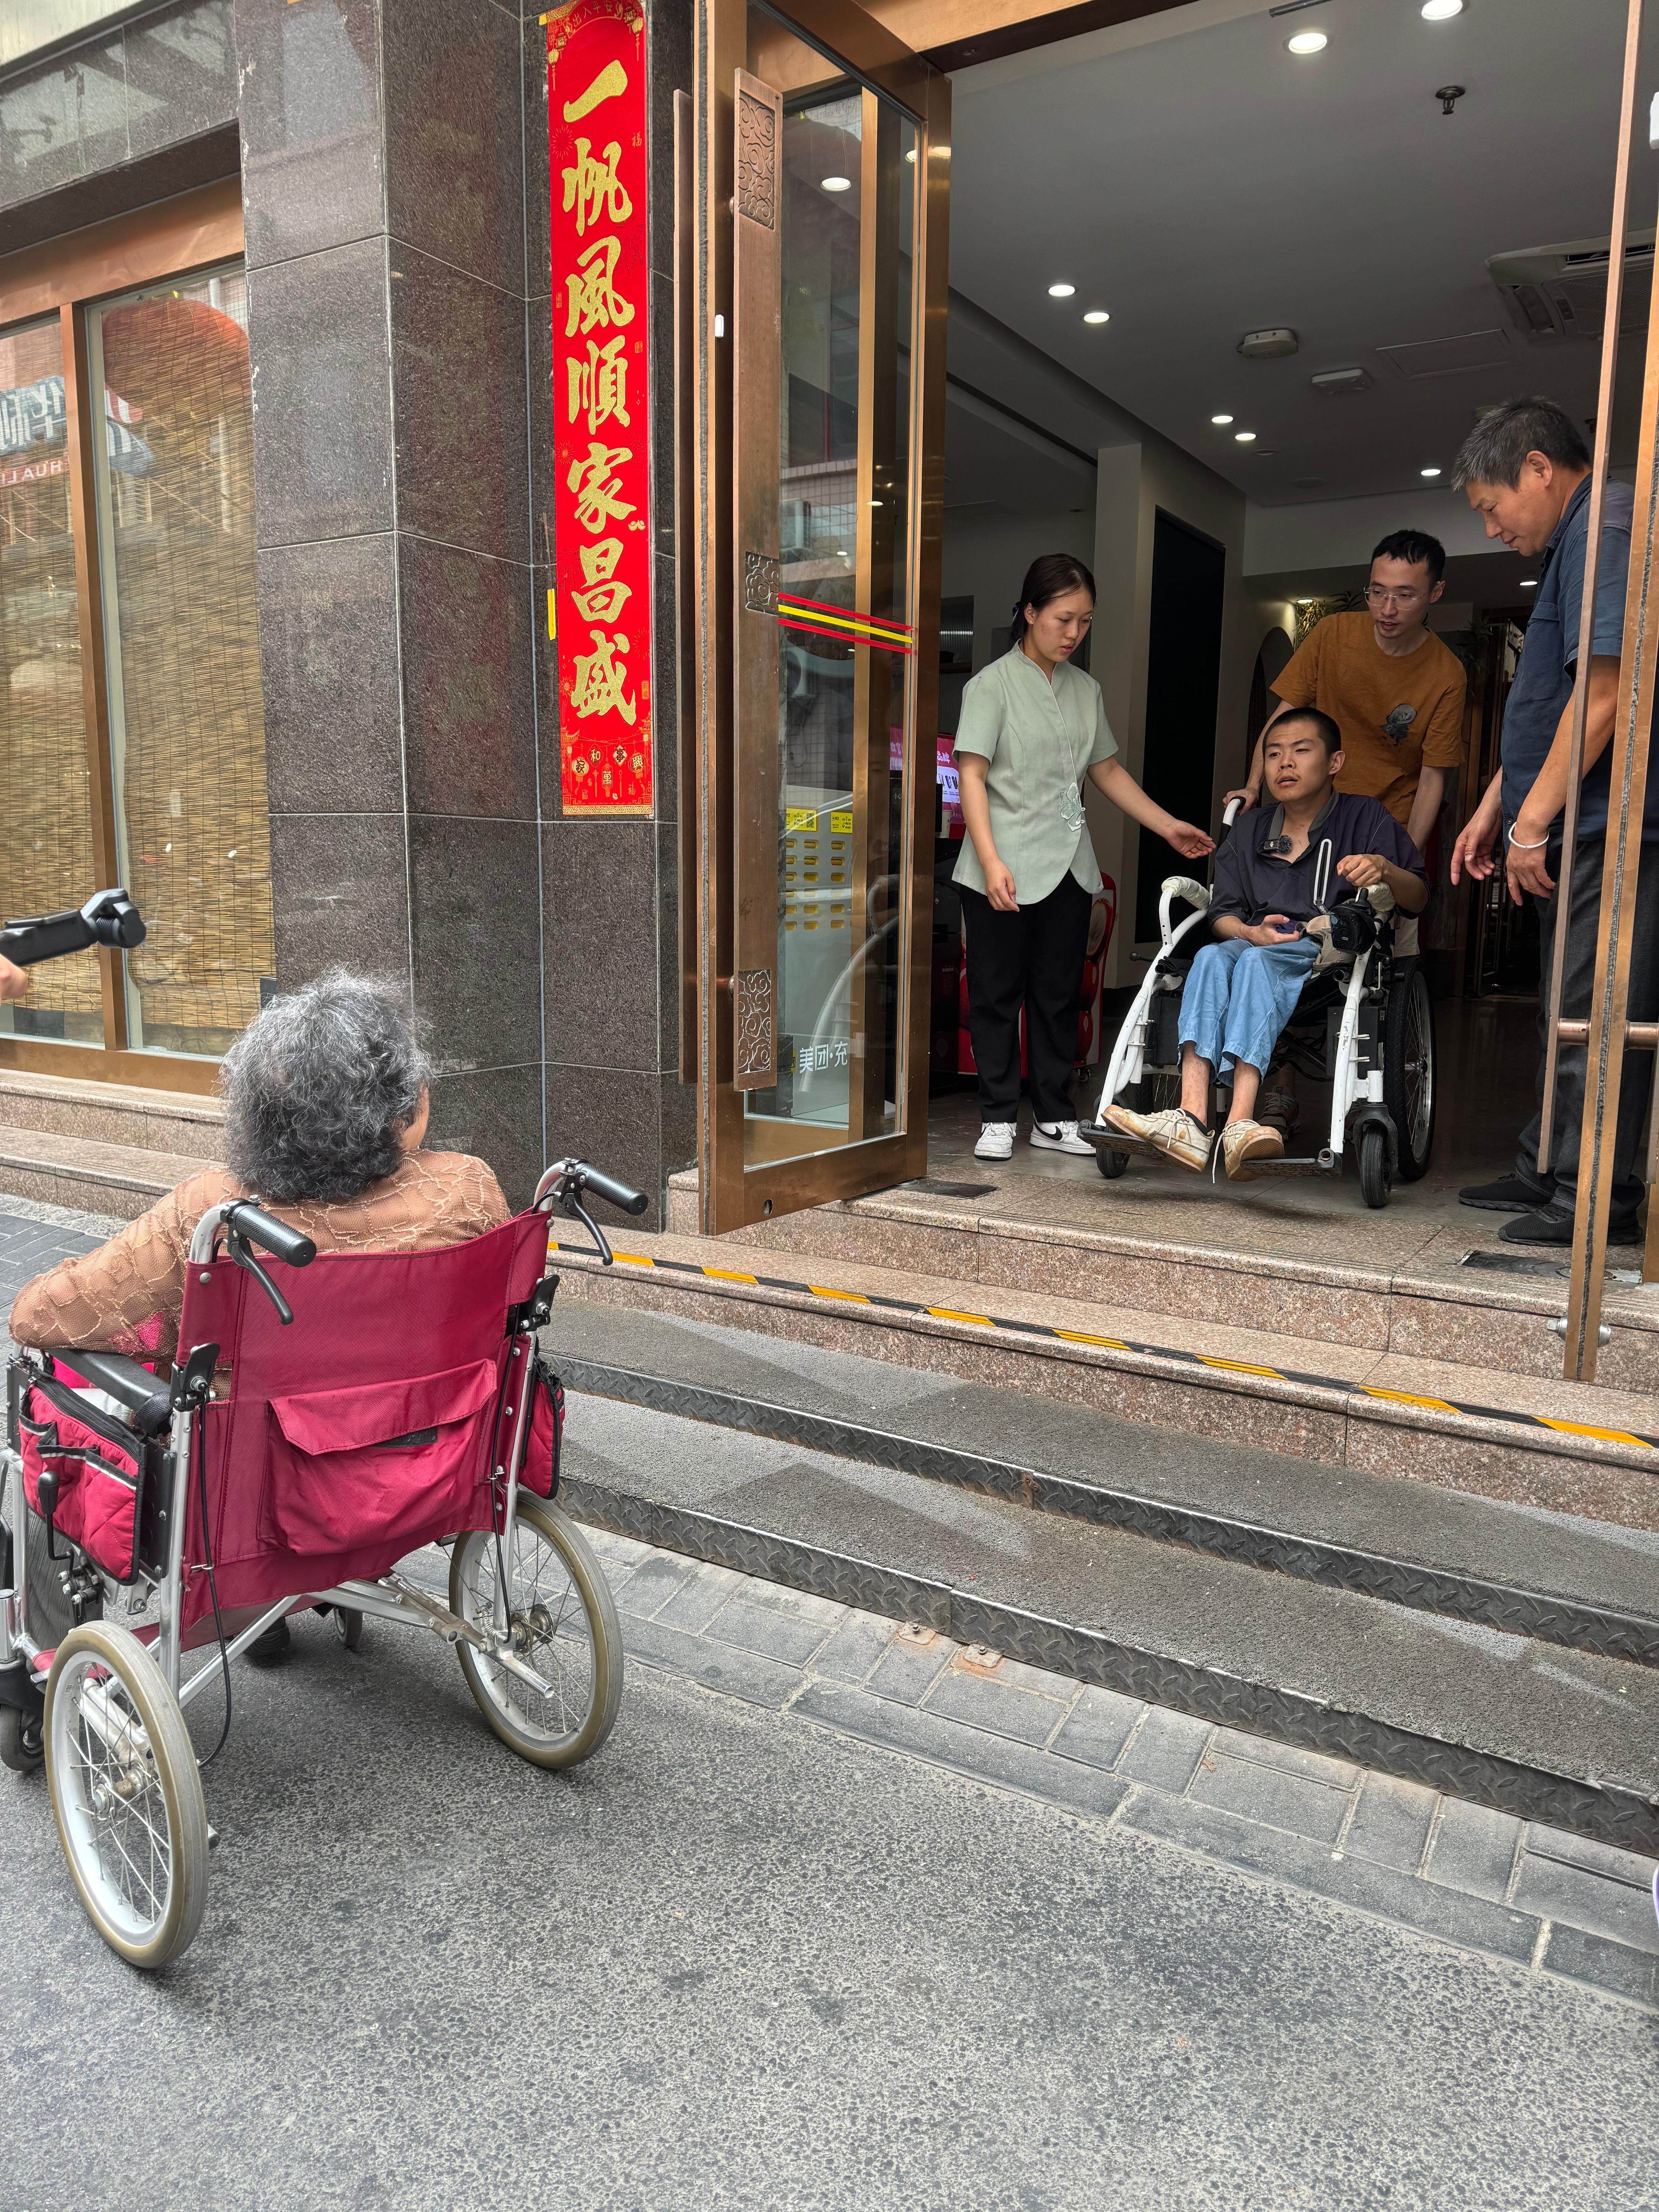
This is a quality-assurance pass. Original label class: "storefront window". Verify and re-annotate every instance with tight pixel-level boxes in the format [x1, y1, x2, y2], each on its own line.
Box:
[86, 265, 273, 1057]
[0, 314, 101, 1044]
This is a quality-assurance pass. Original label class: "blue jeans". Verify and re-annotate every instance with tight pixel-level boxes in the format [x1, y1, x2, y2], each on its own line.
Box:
[1178, 936, 1320, 1081]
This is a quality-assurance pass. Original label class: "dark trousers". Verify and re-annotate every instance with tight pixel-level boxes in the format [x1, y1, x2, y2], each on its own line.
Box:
[962, 872, 1091, 1123]
[1515, 835, 1659, 1226]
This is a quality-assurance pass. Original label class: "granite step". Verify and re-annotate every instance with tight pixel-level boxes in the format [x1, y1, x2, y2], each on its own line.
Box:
[542, 1300, 1659, 1669]
[553, 1384, 1659, 1855]
[546, 1224, 1659, 1535]
[665, 1168, 1659, 1395]
[0, 1070, 224, 1159]
[0, 1122, 211, 1221]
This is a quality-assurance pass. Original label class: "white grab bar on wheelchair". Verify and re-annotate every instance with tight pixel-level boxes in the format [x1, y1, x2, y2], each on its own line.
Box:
[1093, 797, 1243, 1121]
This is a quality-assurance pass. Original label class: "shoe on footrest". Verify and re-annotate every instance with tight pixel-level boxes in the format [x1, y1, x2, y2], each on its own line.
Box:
[1220, 1118, 1285, 1182]
[1103, 1103, 1211, 1173]
[1030, 1120, 1094, 1157]
[974, 1121, 1015, 1161]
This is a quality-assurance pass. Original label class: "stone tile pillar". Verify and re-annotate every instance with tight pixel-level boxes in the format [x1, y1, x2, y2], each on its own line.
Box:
[238, 0, 694, 1218]
[238, 0, 543, 1200]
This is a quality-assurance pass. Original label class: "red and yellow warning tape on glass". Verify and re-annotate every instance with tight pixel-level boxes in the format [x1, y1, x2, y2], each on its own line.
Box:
[776, 594, 915, 656]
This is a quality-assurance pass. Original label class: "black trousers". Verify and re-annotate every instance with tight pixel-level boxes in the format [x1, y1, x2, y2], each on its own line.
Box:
[1515, 835, 1659, 1226]
[962, 872, 1091, 1123]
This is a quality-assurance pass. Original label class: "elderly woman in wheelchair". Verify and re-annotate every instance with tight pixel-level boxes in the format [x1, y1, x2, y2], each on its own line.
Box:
[11, 972, 509, 1669]
[2, 971, 643, 1966]
[1102, 709, 1429, 1189]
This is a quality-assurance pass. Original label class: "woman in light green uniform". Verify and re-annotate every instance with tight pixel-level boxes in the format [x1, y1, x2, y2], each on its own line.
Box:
[954, 553, 1214, 1162]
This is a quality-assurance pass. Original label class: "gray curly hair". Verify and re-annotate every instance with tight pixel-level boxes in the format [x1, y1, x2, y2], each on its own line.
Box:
[220, 971, 432, 1205]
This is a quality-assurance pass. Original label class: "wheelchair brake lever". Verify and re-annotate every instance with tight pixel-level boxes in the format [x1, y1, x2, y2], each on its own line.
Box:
[228, 1231, 295, 1324]
[565, 1193, 614, 1267]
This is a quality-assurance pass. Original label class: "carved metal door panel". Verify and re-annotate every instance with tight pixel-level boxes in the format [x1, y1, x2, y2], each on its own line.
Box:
[685, 0, 948, 1233]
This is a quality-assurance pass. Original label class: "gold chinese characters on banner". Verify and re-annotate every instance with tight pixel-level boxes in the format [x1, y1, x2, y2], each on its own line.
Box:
[546, 0, 652, 814]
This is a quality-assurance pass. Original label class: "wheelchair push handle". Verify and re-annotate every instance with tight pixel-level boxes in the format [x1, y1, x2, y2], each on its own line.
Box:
[223, 1201, 317, 1269]
[575, 1164, 649, 1217]
[0, 888, 146, 967]
[534, 1156, 649, 1268]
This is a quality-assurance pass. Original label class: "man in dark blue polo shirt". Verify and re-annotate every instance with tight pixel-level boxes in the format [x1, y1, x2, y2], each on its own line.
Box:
[1449, 395, 1658, 1247]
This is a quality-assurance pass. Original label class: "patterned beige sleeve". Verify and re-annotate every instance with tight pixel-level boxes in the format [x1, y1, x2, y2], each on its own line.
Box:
[6, 1170, 230, 1358]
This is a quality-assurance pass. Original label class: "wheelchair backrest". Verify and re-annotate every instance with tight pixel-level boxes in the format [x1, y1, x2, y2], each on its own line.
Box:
[177, 1209, 551, 1402]
[173, 1211, 553, 1619]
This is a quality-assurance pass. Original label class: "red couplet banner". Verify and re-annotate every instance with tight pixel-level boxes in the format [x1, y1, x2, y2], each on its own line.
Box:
[546, 0, 652, 815]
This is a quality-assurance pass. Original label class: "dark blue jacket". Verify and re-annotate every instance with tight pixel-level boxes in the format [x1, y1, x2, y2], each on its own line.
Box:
[1209, 791, 1425, 929]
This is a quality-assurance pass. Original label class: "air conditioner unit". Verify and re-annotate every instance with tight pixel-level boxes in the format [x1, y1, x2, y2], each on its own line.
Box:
[1488, 232, 1655, 342]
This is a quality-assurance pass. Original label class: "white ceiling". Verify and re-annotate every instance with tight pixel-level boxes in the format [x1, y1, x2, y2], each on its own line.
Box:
[948, 0, 1656, 505]
[943, 380, 1099, 513]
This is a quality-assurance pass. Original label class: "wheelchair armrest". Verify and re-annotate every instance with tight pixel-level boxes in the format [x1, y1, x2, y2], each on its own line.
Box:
[1161, 876, 1210, 910]
[56, 1351, 172, 1438]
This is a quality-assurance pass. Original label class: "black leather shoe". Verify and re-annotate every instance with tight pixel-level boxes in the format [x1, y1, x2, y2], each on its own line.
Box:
[246, 1616, 292, 1666]
[1459, 1173, 1551, 1213]
[1498, 1209, 1641, 1249]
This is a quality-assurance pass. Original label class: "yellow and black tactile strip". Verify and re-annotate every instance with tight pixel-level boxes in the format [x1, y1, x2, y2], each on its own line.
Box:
[549, 1242, 1659, 1455]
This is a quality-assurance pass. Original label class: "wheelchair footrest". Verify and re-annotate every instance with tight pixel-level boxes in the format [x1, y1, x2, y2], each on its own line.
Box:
[1085, 1127, 1336, 1177]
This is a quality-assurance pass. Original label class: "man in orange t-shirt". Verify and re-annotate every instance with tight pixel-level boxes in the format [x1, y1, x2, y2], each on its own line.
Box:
[1228, 530, 1467, 858]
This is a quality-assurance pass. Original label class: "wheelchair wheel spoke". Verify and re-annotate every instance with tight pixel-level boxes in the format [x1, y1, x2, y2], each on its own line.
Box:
[449, 1500, 620, 1763]
[46, 1623, 208, 1966]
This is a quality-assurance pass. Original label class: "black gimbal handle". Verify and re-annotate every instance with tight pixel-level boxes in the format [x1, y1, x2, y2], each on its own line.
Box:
[0, 889, 146, 967]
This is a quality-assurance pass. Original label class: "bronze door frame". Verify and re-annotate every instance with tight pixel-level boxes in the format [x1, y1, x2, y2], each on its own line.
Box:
[687, 0, 950, 1233]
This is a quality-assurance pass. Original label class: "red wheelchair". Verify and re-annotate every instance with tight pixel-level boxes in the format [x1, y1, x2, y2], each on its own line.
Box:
[0, 1157, 644, 1968]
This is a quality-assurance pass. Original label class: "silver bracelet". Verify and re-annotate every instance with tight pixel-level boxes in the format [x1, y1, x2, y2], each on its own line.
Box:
[1507, 826, 1549, 850]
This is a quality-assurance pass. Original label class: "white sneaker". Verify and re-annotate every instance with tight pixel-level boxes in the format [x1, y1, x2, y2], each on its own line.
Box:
[1103, 1102, 1212, 1173]
[974, 1121, 1015, 1161]
[1030, 1119, 1094, 1158]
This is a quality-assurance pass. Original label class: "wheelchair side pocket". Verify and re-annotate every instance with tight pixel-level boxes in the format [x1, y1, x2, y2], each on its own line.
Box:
[517, 1359, 564, 1500]
[264, 1357, 501, 1555]
[17, 1382, 145, 1585]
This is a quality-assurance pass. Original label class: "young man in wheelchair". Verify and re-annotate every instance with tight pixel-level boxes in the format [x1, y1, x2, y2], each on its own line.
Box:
[1106, 708, 1428, 1180]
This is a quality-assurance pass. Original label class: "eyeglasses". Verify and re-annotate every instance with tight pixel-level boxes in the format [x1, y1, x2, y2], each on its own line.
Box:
[1365, 584, 1427, 609]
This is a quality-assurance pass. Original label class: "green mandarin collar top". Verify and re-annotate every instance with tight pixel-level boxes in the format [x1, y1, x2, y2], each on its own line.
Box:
[951, 646, 1118, 904]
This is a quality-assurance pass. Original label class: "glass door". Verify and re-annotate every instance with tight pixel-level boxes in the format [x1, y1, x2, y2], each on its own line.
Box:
[688, 0, 948, 1232]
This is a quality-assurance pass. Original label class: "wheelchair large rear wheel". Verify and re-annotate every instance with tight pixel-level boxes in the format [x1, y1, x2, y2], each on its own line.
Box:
[45, 1620, 209, 1969]
[450, 1498, 623, 1769]
[1383, 965, 1436, 1182]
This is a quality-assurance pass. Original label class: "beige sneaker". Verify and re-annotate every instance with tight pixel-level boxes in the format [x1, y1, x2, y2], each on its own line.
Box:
[1103, 1103, 1212, 1173]
[1219, 1118, 1285, 1182]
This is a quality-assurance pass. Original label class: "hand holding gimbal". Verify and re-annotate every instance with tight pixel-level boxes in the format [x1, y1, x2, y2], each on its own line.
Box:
[0, 889, 146, 974]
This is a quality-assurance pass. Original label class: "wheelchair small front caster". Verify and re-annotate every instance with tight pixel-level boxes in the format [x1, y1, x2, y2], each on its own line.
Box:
[1095, 1149, 1130, 1180]
[1357, 1124, 1392, 1209]
[0, 1704, 44, 1773]
[334, 1606, 364, 1652]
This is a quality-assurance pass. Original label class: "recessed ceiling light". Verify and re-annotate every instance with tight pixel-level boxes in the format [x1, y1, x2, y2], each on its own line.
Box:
[1048, 282, 1076, 298]
[1083, 309, 1110, 324]
[1420, 466, 1443, 477]
[821, 175, 851, 192]
[1421, 0, 1463, 18]
[1211, 413, 1234, 425]
[1235, 430, 1257, 442]
[1286, 30, 1328, 54]
[1520, 577, 1538, 587]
